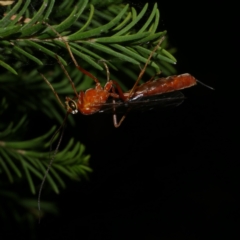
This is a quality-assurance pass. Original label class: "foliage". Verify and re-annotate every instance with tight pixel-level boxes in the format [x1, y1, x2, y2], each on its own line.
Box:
[0, 0, 177, 232]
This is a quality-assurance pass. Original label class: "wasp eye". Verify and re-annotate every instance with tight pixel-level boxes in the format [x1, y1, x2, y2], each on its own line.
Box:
[65, 98, 78, 114]
[69, 100, 76, 110]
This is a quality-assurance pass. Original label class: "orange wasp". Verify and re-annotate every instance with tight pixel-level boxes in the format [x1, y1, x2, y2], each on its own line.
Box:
[40, 32, 198, 127]
[38, 23, 211, 216]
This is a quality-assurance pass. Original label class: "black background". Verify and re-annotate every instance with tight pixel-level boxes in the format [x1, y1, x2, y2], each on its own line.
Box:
[7, 1, 240, 239]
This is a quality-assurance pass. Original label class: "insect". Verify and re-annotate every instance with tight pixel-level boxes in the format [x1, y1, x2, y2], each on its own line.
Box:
[38, 23, 211, 218]
[105, 72, 197, 127]
[40, 30, 198, 127]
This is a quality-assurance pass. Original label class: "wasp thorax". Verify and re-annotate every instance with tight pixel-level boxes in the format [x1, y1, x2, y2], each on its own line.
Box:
[65, 97, 78, 114]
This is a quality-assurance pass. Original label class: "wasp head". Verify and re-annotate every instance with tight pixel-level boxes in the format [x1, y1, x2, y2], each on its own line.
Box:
[65, 97, 78, 114]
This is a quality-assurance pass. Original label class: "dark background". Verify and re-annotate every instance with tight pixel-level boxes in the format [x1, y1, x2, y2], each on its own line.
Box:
[9, 1, 238, 239]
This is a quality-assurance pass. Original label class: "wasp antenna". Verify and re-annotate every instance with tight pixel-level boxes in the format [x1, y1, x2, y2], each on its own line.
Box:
[196, 79, 215, 90]
[54, 54, 79, 97]
[38, 113, 69, 223]
[42, 21, 79, 97]
[38, 71, 65, 108]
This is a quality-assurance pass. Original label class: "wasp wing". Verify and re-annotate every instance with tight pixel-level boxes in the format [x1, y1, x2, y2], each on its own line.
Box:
[98, 91, 185, 114]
